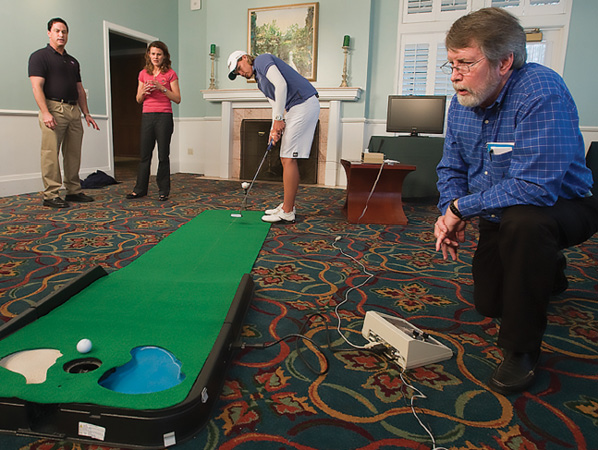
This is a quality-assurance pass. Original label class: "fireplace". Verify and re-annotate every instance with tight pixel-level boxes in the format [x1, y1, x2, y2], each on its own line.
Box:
[231, 106, 329, 184]
[240, 119, 319, 184]
[202, 87, 362, 186]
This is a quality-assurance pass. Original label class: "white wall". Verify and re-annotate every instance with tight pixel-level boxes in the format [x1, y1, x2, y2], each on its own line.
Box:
[0, 112, 111, 197]
[176, 118, 222, 177]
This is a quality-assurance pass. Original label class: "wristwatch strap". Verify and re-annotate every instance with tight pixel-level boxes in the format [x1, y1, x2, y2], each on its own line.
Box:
[449, 199, 464, 220]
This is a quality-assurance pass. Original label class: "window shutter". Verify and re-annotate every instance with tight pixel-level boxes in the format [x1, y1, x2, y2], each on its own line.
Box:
[441, 0, 467, 12]
[530, 0, 560, 5]
[491, 0, 521, 7]
[407, 0, 433, 14]
[434, 44, 454, 98]
[402, 43, 429, 95]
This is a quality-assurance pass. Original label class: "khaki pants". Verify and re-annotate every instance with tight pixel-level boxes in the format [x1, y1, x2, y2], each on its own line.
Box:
[39, 100, 84, 200]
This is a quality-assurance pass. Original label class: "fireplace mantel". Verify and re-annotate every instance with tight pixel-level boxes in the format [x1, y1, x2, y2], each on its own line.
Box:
[201, 87, 361, 103]
[202, 87, 362, 186]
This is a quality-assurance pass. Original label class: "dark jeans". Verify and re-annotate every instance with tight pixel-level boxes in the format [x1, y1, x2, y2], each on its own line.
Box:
[133, 113, 173, 196]
[472, 196, 598, 352]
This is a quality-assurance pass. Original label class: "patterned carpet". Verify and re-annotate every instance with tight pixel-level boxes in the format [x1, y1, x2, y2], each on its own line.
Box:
[0, 173, 597, 450]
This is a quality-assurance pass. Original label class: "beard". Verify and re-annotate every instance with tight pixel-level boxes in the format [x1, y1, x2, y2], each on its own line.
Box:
[453, 69, 503, 108]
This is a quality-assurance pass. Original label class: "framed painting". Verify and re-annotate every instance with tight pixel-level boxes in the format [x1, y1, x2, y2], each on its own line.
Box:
[248, 2, 319, 81]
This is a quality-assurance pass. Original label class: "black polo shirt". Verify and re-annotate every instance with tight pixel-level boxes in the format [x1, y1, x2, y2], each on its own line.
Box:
[28, 44, 81, 102]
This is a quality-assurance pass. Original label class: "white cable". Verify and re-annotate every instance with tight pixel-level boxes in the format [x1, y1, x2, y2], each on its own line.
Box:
[331, 160, 385, 346]
[398, 367, 448, 450]
[356, 161, 385, 223]
[331, 236, 446, 450]
[331, 237, 374, 349]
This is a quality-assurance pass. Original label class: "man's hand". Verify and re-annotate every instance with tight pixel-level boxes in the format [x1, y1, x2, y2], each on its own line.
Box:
[42, 111, 57, 130]
[434, 209, 466, 261]
[84, 114, 100, 131]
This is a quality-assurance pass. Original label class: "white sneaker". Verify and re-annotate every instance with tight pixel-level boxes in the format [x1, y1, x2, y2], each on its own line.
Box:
[261, 209, 296, 223]
[264, 203, 296, 215]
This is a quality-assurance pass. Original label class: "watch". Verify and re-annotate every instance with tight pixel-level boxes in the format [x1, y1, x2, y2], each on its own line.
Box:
[274, 114, 284, 121]
[449, 199, 464, 220]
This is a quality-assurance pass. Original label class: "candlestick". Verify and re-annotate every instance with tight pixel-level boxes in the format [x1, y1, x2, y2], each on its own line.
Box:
[340, 45, 349, 87]
[209, 52, 216, 90]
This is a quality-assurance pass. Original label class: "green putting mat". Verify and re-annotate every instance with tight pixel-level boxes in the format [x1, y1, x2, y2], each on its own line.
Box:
[0, 210, 270, 410]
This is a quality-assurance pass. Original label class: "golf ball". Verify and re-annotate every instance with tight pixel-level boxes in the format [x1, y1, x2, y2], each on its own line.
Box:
[77, 338, 93, 354]
[241, 182, 250, 190]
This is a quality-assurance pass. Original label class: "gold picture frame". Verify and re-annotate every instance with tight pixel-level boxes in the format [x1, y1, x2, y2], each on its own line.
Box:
[248, 2, 319, 81]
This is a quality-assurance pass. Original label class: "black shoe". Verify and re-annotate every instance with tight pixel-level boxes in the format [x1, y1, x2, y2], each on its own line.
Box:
[126, 192, 145, 199]
[488, 349, 540, 395]
[43, 197, 70, 208]
[552, 251, 568, 295]
[65, 193, 94, 202]
[158, 194, 169, 201]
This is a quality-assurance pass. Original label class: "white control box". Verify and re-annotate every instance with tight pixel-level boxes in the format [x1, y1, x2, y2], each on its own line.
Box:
[361, 311, 453, 369]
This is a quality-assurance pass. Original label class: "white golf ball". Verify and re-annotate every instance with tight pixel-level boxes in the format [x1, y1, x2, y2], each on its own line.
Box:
[241, 182, 250, 190]
[76, 338, 93, 354]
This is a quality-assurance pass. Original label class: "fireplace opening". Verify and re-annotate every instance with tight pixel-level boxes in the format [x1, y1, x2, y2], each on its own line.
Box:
[240, 119, 319, 184]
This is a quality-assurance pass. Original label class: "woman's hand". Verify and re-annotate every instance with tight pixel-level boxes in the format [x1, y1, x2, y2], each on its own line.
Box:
[145, 80, 158, 94]
[151, 79, 168, 94]
[269, 120, 286, 144]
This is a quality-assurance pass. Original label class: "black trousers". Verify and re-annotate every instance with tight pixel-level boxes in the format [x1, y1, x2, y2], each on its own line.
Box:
[473, 196, 598, 352]
[133, 113, 174, 196]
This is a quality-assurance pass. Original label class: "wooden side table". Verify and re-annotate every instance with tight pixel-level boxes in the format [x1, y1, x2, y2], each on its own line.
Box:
[340, 159, 416, 225]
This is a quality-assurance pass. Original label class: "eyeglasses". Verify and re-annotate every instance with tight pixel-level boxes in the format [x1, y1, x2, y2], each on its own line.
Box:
[440, 57, 485, 75]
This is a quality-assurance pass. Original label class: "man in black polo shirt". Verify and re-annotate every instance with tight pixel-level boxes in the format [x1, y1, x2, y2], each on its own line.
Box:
[28, 17, 99, 208]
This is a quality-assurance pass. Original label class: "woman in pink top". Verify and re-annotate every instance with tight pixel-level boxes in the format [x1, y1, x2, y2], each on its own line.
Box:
[126, 41, 181, 201]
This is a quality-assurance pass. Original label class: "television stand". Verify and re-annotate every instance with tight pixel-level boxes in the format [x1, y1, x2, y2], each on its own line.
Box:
[367, 135, 444, 199]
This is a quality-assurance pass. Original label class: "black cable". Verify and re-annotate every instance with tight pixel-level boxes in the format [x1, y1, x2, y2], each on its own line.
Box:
[295, 313, 332, 375]
[243, 333, 329, 376]
[237, 313, 387, 376]
[240, 313, 331, 376]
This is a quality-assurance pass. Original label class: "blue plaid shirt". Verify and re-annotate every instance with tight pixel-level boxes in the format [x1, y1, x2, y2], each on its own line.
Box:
[437, 62, 593, 222]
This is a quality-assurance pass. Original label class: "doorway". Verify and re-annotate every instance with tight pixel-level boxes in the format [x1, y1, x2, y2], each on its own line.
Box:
[108, 32, 147, 181]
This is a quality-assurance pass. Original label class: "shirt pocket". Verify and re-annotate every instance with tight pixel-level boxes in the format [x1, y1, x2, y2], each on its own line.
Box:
[490, 151, 512, 184]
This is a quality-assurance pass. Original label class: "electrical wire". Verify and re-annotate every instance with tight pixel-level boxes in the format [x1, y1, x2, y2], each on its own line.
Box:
[332, 227, 448, 450]
[396, 364, 448, 450]
[238, 313, 331, 376]
[238, 163, 447, 447]
[295, 313, 331, 374]
[356, 160, 385, 223]
[331, 236, 375, 350]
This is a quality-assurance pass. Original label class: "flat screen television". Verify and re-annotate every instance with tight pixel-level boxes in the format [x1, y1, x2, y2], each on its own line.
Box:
[386, 95, 446, 136]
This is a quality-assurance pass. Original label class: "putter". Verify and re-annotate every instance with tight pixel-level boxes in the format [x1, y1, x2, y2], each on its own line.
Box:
[231, 141, 274, 218]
